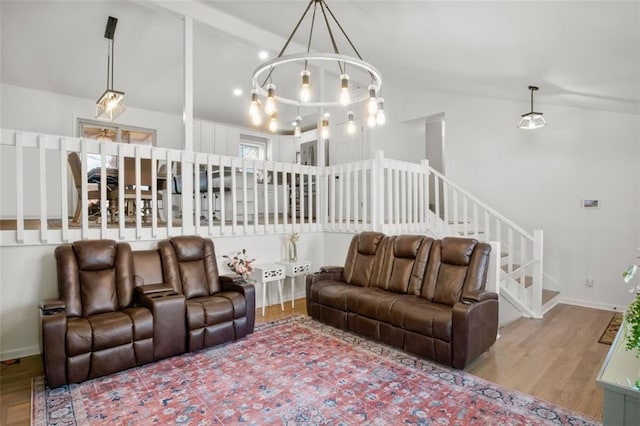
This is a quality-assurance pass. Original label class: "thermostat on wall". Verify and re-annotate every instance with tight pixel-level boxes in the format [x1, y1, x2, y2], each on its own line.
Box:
[582, 199, 600, 208]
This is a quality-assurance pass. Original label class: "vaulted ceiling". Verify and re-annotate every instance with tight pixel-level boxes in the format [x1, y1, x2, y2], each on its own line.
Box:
[1, 0, 638, 131]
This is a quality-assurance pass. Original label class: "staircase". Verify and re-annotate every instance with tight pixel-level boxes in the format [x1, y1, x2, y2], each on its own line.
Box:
[423, 166, 560, 319]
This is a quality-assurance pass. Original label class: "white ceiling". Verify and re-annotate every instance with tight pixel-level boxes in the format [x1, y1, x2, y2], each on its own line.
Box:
[1, 0, 638, 132]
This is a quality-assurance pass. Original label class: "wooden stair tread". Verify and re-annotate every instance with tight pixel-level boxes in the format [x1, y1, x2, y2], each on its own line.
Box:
[501, 264, 522, 272]
[457, 231, 485, 236]
[542, 289, 560, 305]
[516, 275, 533, 288]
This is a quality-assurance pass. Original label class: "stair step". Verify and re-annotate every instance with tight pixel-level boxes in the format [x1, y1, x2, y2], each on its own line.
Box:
[448, 219, 472, 225]
[457, 230, 485, 236]
[516, 275, 533, 288]
[542, 289, 560, 305]
[501, 264, 522, 272]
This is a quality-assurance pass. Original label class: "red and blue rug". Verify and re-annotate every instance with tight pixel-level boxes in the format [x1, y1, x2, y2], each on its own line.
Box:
[32, 316, 599, 425]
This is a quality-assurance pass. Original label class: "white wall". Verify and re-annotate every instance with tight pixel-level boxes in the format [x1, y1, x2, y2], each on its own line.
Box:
[0, 232, 326, 360]
[378, 83, 640, 310]
[1, 83, 184, 149]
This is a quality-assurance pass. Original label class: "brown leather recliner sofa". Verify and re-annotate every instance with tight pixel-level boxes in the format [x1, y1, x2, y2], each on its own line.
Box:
[306, 232, 498, 369]
[40, 236, 255, 388]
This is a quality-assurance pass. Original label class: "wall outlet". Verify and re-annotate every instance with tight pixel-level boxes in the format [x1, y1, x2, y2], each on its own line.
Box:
[586, 278, 595, 287]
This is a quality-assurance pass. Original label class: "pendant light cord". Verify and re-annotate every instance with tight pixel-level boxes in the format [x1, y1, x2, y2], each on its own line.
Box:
[530, 88, 534, 113]
[110, 38, 115, 90]
[318, 1, 344, 75]
[106, 42, 111, 90]
[261, 0, 315, 88]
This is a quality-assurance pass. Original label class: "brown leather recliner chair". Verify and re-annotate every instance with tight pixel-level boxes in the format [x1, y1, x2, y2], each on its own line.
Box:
[40, 240, 154, 388]
[158, 236, 256, 352]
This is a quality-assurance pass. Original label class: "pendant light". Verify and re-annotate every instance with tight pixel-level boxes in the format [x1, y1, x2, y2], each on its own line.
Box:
[519, 86, 546, 130]
[249, 0, 384, 135]
[96, 16, 126, 121]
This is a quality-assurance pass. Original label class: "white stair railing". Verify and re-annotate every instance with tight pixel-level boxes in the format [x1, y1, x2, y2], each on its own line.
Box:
[0, 131, 544, 316]
[426, 166, 544, 318]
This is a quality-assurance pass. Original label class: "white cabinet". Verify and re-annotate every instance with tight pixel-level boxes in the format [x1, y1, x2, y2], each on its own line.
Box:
[192, 120, 202, 153]
[200, 121, 215, 154]
[597, 322, 640, 425]
[279, 135, 297, 163]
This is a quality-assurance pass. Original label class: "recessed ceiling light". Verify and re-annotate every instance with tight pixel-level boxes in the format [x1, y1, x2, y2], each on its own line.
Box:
[258, 50, 269, 60]
[233, 88, 243, 97]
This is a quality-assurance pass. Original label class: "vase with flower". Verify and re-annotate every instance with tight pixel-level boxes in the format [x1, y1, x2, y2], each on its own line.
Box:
[223, 249, 255, 281]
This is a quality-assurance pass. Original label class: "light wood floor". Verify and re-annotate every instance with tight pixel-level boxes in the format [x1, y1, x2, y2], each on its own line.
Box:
[0, 301, 612, 425]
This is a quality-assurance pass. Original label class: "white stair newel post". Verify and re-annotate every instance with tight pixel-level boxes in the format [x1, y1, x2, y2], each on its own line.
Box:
[532, 229, 544, 318]
[488, 241, 501, 296]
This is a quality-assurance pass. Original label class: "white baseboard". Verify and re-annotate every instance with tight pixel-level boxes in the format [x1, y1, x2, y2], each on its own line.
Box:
[1, 345, 40, 362]
[559, 297, 626, 313]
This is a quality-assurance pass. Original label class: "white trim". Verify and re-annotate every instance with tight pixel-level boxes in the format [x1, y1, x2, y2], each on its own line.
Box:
[559, 297, 627, 313]
[1, 345, 39, 362]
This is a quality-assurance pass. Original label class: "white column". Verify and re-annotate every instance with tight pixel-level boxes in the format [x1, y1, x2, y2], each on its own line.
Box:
[181, 16, 194, 231]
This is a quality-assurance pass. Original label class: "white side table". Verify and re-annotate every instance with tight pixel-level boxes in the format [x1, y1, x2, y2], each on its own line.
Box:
[253, 263, 286, 316]
[277, 260, 311, 308]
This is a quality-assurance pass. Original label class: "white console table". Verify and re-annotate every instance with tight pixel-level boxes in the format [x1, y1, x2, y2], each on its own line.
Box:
[277, 260, 311, 308]
[253, 263, 286, 316]
[596, 321, 640, 425]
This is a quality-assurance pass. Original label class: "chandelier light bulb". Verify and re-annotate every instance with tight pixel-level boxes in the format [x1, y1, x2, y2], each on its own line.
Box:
[300, 70, 311, 103]
[268, 113, 278, 132]
[367, 84, 379, 115]
[265, 83, 277, 115]
[339, 74, 351, 106]
[251, 111, 262, 126]
[376, 98, 386, 125]
[107, 97, 119, 111]
[249, 91, 260, 118]
[367, 113, 376, 127]
[320, 113, 330, 139]
[294, 115, 302, 138]
[347, 111, 356, 135]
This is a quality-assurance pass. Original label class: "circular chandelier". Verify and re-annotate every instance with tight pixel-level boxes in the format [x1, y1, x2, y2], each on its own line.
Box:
[249, 0, 385, 137]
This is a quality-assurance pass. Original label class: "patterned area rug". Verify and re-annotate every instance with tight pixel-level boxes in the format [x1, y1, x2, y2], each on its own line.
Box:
[32, 316, 600, 425]
[598, 313, 623, 345]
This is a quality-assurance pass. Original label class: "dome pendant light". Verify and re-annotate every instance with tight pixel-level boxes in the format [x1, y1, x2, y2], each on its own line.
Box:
[519, 86, 546, 130]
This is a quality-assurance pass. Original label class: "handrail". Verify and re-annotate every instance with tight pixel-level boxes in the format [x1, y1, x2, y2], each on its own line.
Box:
[428, 167, 534, 241]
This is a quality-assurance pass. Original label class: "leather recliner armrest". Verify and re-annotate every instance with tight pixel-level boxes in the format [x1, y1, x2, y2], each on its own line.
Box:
[305, 267, 345, 314]
[320, 266, 344, 274]
[135, 283, 175, 296]
[39, 298, 66, 315]
[220, 274, 247, 285]
[220, 275, 256, 336]
[40, 310, 67, 387]
[461, 290, 498, 304]
[451, 296, 499, 369]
